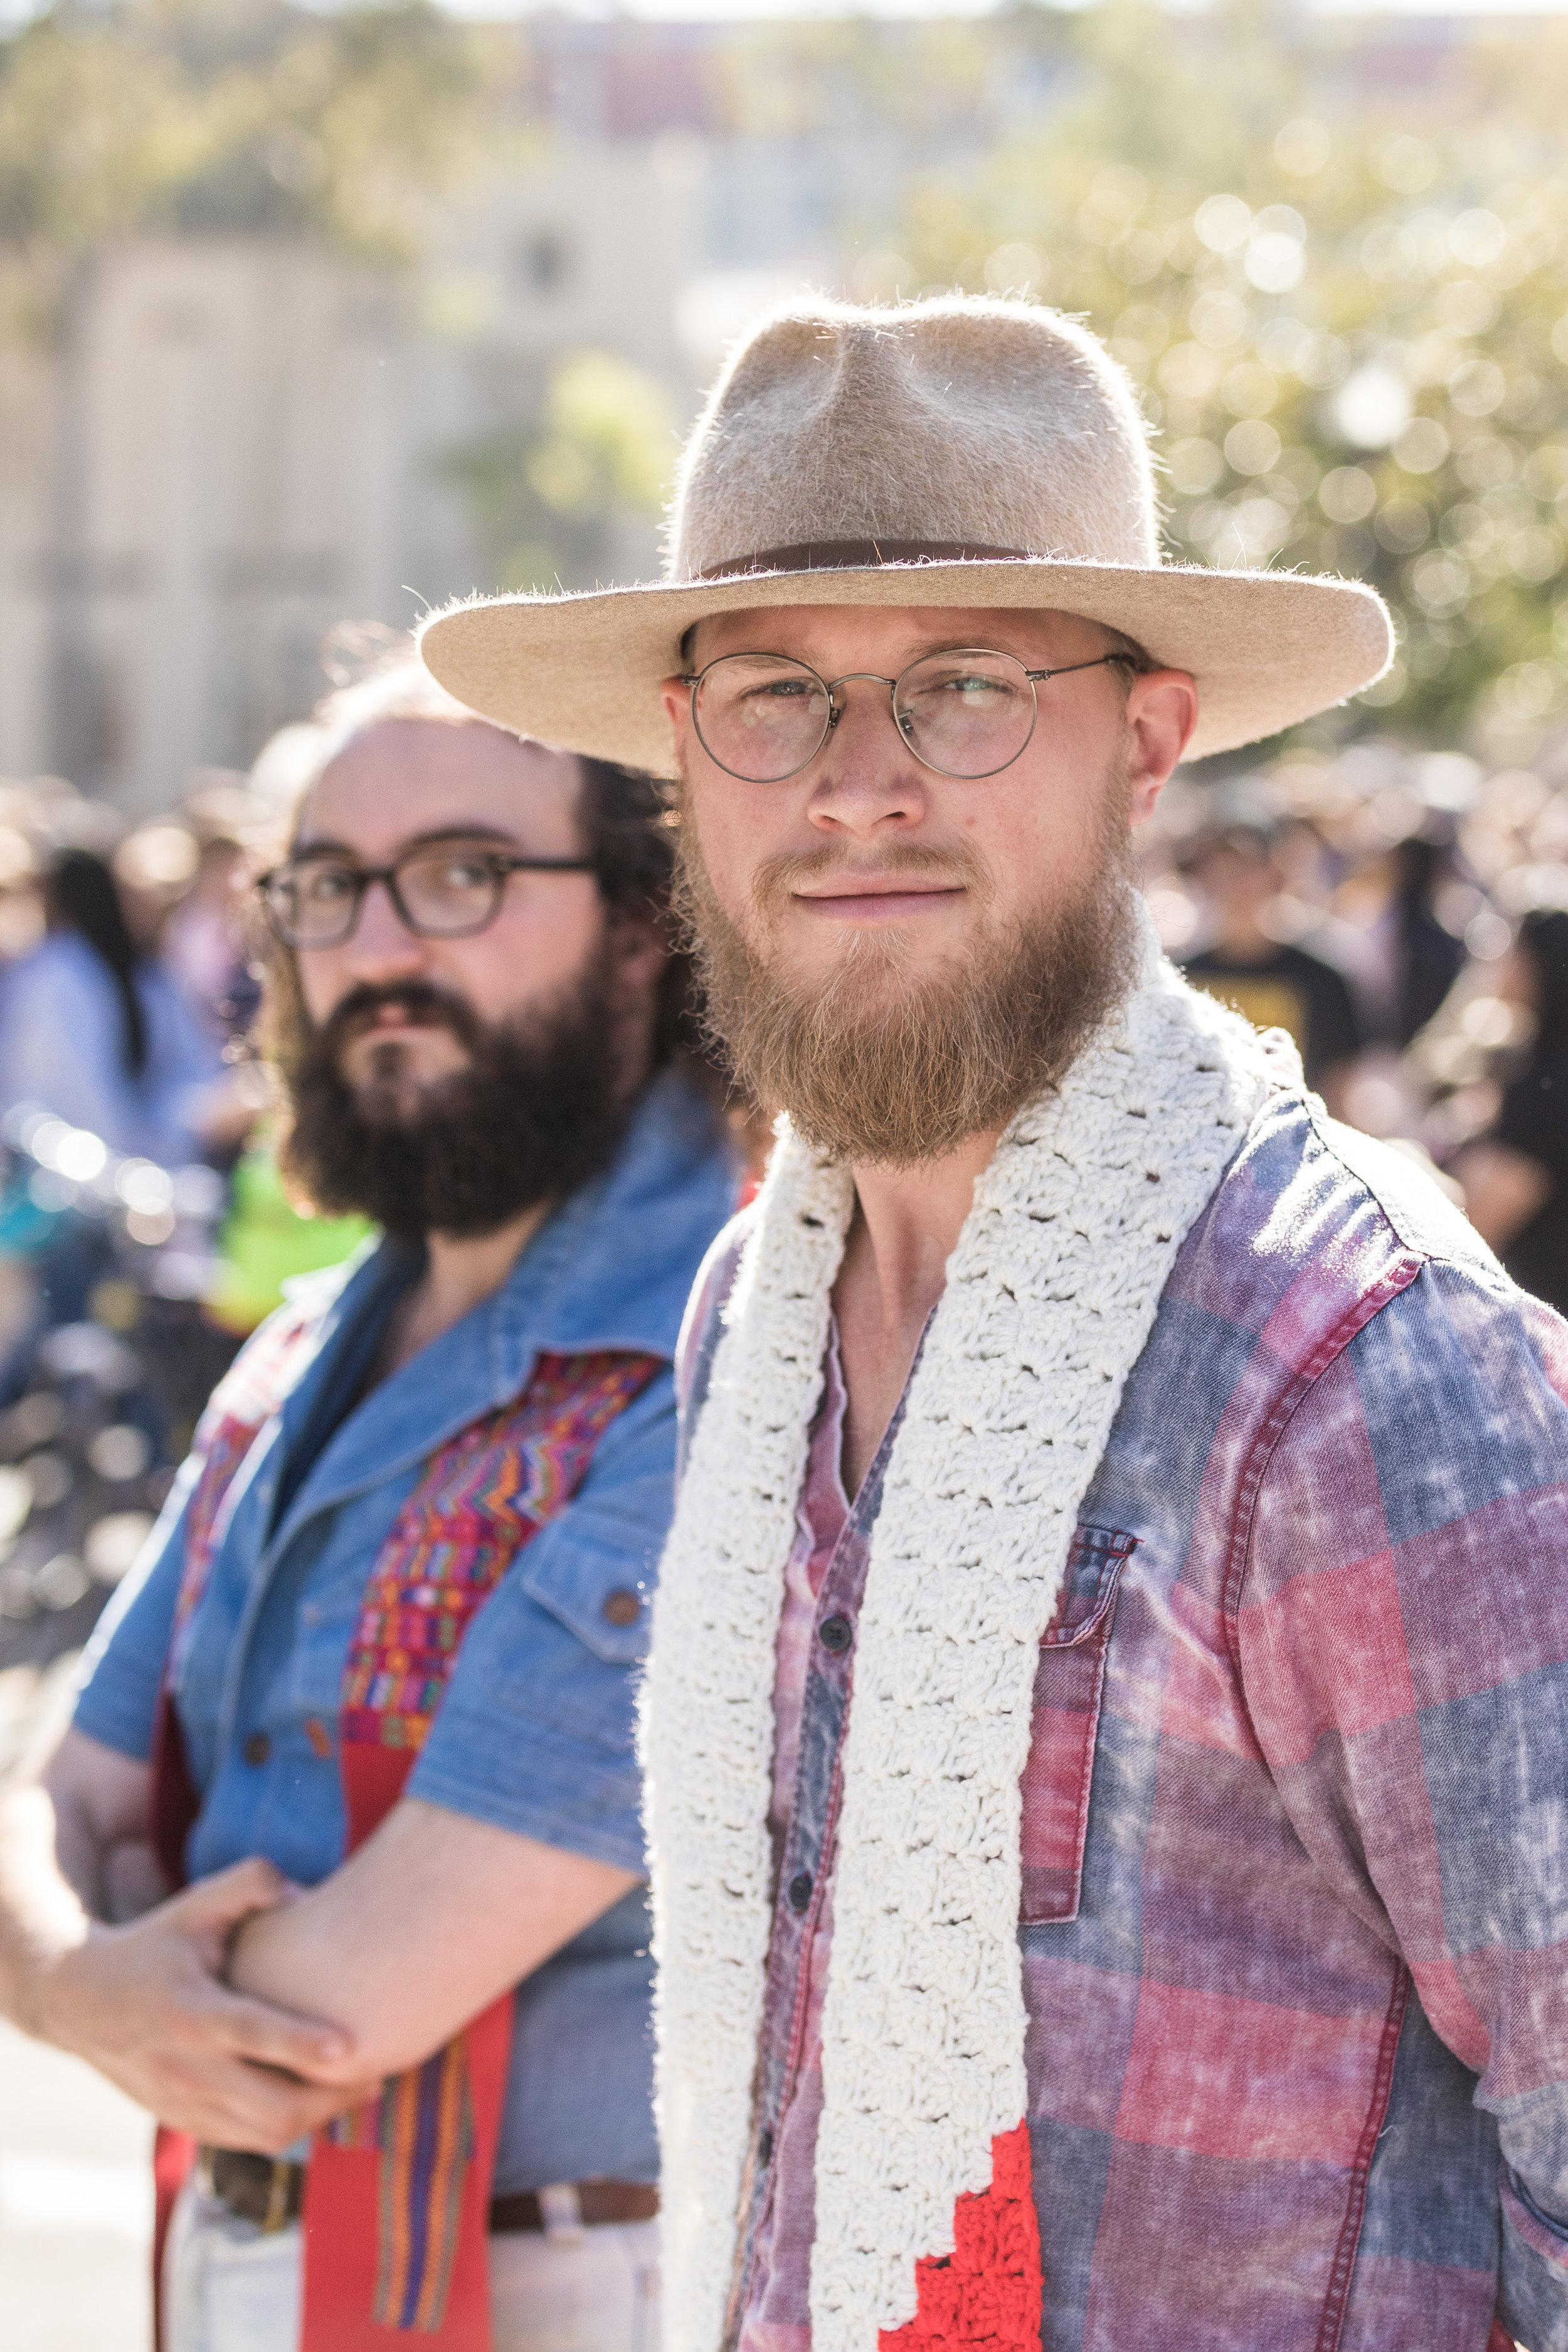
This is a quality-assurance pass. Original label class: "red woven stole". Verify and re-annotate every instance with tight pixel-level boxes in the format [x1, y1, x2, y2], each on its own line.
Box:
[149, 1345, 660, 2349]
[151, 1302, 324, 2336]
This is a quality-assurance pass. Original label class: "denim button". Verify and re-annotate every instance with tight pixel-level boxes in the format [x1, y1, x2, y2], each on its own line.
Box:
[788, 1871, 813, 1914]
[818, 1614, 852, 1655]
[602, 1588, 642, 1628]
[243, 1730, 270, 1766]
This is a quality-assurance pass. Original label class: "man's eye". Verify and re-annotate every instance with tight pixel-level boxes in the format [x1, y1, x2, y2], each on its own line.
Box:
[935, 672, 1016, 700]
[300, 866, 357, 903]
[428, 857, 492, 891]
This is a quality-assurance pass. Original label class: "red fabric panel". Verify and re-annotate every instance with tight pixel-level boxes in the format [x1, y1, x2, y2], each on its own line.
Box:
[879, 2123, 1042, 2351]
[152, 2125, 197, 2352]
[302, 1994, 512, 2352]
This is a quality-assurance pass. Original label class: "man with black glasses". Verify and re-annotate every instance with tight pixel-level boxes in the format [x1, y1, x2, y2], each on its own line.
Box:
[0, 656, 737, 2352]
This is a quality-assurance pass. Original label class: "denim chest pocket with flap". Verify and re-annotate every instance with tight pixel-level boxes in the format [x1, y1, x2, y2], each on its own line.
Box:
[1018, 1524, 1136, 1926]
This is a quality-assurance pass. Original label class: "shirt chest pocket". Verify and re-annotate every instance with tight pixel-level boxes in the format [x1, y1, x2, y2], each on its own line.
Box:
[1019, 1525, 1136, 1926]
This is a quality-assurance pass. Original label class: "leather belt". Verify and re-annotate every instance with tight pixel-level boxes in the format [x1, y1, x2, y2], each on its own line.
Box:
[200, 2149, 657, 2238]
[201, 2149, 303, 2234]
[490, 2182, 659, 2235]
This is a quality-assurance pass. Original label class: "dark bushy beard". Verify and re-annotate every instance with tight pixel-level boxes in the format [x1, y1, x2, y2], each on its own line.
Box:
[674, 772, 1139, 1169]
[275, 953, 628, 1241]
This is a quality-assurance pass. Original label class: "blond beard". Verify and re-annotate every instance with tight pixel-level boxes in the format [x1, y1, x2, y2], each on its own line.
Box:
[674, 760, 1139, 1169]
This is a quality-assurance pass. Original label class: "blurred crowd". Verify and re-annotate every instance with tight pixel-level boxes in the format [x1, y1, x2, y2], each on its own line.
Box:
[1144, 729, 1568, 1318]
[0, 758, 371, 1362]
[0, 701, 376, 1700]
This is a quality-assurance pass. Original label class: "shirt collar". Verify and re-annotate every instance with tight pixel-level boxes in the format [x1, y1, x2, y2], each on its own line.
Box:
[484, 1066, 739, 1380]
[261, 1069, 738, 1540]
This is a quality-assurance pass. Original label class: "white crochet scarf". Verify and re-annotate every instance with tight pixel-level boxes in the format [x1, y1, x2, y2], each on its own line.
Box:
[644, 921, 1274, 2352]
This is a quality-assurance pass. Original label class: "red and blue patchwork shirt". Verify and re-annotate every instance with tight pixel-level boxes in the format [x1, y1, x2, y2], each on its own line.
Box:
[678, 1084, 1568, 2352]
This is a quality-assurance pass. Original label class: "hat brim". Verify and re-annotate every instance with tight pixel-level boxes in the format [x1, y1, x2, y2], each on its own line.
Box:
[418, 557, 1392, 775]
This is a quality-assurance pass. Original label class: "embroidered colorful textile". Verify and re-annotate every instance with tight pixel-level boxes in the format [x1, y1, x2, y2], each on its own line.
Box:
[339, 1351, 660, 1754]
[375, 2043, 475, 2331]
[166, 1296, 322, 1668]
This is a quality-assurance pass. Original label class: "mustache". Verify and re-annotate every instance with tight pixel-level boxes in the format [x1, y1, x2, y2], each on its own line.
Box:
[277, 948, 629, 1240]
[318, 980, 483, 1061]
[748, 839, 988, 923]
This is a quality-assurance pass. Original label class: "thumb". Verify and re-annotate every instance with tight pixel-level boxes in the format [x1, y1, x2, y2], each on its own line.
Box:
[173, 1857, 299, 1934]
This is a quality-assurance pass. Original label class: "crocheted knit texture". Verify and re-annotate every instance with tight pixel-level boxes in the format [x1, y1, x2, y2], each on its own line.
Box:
[878, 2124, 1042, 2351]
[644, 909, 1275, 2352]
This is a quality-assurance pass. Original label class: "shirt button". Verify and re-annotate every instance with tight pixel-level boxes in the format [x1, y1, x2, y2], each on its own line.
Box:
[602, 1588, 642, 1628]
[787, 1871, 813, 1914]
[818, 1615, 852, 1655]
[243, 1731, 270, 1766]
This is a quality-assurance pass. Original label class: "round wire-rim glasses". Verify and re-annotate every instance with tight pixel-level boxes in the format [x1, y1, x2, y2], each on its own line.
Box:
[257, 841, 596, 950]
[682, 647, 1130, 785]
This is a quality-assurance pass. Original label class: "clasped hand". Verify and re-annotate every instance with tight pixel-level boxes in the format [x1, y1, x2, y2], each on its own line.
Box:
[35, 1856, 378, 2153]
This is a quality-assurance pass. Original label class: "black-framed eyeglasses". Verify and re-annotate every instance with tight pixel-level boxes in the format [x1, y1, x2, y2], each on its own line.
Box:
[681, 647, 1130, 785]
[256, 842, 595, 950]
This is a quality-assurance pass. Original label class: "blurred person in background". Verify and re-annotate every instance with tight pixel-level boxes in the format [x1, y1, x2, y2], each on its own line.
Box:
[0, 654, 737, 2352]
[201, 1123, 373, 1340]
[1312, 821, 1470, 1056]
[162, 788, 266, 1046]
[1387, 830, 1467, 1047]
[184, 766, 384, 1340]
[0, 846, 225, 1168]
[1180, 820, 1363, 1111]
[1453, 906, 1568, 1316]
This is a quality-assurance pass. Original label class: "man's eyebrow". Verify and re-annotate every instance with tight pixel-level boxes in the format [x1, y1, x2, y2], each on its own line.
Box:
[720, 633, 1058, 668]
[289, 824, 527, 859]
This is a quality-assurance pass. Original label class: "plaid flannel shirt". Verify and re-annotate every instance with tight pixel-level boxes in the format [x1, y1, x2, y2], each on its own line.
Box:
[678, 1085, 1568, 2352]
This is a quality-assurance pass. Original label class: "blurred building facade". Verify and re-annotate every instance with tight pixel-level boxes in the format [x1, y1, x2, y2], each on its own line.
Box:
[0, 7, 1471, 810]
[0, 98, 707, 805]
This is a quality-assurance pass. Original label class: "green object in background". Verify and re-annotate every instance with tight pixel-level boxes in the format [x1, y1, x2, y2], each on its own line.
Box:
[207, 1131, 372, 1335]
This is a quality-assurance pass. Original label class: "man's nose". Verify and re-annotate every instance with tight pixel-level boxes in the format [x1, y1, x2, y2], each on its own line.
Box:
[343, 878, 429, 977]
[805, 682, 926, 835]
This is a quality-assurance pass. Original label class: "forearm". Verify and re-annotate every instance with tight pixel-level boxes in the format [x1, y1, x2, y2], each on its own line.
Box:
[0, 1782, 93, 2039]
[230, 1798, 637, 2080]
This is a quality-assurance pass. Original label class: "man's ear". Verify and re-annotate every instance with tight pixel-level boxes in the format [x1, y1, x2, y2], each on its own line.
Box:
[1125, 670, 1198, 827]
[608, 911, 667, 1000]
[660, 678, 691, 765]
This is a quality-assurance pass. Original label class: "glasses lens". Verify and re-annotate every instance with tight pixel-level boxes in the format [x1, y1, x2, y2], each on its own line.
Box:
[694, 655, 832, 782]
[265, 861, 360, 947]
[894, 650, 1037, 779]
[395, 847, 505, 937]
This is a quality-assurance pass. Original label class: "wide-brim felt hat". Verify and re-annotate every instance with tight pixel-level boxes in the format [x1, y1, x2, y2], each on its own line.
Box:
[420, 295, 1392, 774]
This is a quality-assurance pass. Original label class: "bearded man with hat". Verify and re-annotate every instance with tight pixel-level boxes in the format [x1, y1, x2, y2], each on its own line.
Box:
[421, 297, 1568, 2352]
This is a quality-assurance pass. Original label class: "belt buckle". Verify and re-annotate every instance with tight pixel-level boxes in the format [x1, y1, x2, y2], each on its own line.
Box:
[538, 2183, 586, 2247]
[260, 2158, 294, 2235]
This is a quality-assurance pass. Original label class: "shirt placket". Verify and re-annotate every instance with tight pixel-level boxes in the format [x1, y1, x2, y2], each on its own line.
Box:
[726, 1399, 907, 2341]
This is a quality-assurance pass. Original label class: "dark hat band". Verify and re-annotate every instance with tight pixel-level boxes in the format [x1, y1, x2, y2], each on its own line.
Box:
[696, 538, 1033, 581]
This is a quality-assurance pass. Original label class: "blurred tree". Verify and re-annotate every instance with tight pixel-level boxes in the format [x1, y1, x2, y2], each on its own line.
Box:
[872, 0, 1568, 751]
[440, 349, 678, 594]
[0, 0, 488, 340]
